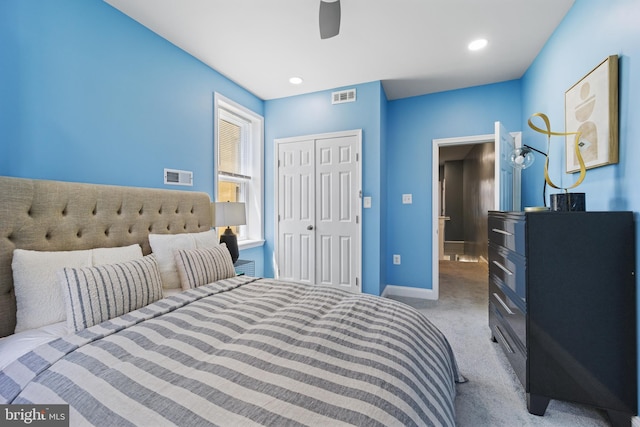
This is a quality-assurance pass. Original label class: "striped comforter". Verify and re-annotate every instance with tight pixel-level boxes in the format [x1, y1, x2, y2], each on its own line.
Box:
[1, 276, 463, 426]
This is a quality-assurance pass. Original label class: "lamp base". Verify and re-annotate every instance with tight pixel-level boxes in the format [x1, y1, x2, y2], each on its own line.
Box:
[550, 193, 585, 212]
[219, 227, 239, 263]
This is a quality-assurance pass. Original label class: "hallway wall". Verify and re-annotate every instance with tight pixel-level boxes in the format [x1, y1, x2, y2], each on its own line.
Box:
[463, 142, 495, 259]
[443, 160, 464, 241]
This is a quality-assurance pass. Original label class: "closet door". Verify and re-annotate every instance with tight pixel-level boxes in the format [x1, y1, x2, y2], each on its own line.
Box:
[276, 131, 362, 292]
[277, 139, 316, 284]
[315, 135, 360, 291]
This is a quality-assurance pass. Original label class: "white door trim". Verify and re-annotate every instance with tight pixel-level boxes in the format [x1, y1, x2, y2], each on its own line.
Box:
[274, 129, 363, 292]
[431, 131, 521, 299]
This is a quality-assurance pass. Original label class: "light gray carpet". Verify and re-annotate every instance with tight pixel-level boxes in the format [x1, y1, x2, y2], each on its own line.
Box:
[389, 260, 612, 427]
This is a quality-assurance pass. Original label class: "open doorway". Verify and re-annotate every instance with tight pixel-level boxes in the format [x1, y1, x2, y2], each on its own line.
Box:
[430, 126, 521, 299]
[437, 139, 495, 260]
[438, 144, 489, 263]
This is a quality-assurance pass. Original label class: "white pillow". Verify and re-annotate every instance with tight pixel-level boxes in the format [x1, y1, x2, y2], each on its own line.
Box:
[12, 249, 92, 333]
[11, 245, 144, 333]
[92, 244, 143, 265]
[148, 230, 220, 289]
[191, 229, 219, 247]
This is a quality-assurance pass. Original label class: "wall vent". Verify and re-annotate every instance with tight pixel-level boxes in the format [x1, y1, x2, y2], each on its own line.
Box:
[164, 168, 193, 186]
[332, 88, 356, 104]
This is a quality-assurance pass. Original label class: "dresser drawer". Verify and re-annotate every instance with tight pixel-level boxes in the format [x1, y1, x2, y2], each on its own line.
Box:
[489, 279, 525, 344]
[488, 215, 525, 255]
[489, 304, 526, 387]
[488, 243, 526, 300]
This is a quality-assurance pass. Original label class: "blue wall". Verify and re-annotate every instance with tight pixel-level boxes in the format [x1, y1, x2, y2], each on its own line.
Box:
[3, 0, 639, 337]
[522, 0, 640, 213]
[385, 80, 522, 290]
[379, 83, 389, 294]
[264, 81, 386, 295]
[521, 0, 640, 409]
[0, 0, 263, 191]
[0, 0, 265, 272]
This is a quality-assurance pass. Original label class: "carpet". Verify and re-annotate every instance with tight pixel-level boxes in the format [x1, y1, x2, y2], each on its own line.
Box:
[388, 260, 612, 426]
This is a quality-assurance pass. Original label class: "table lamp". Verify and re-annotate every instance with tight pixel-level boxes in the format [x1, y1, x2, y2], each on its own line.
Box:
[509, 144, 549, 209]
[213, 202, 246, 263]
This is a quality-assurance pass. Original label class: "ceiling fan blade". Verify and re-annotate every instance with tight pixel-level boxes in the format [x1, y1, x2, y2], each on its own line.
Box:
[319, 0, 341, 39]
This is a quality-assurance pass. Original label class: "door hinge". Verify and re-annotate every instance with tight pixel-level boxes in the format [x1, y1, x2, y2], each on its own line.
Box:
[356, 277, 360, 287]
[356, 153, 359, 162]
[356, 215, 359, 224]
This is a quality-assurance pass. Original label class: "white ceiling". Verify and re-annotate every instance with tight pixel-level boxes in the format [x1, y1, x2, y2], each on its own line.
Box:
[104, 0, 575, 101]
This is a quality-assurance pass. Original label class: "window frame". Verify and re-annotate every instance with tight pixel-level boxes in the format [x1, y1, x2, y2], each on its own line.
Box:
[213, 93, 264, 249]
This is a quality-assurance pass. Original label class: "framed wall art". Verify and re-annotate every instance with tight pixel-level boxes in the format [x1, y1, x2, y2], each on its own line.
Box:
[565, 54, 619, 173]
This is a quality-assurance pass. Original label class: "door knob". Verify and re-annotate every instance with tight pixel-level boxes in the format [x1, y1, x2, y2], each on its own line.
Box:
[307, 225, 314, 230]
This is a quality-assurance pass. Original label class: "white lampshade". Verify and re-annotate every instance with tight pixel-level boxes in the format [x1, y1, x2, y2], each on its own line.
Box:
[213, 202, 246, 227]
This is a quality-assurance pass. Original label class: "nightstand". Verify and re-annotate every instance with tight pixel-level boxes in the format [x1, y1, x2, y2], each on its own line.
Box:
[234, 259, 255, 276]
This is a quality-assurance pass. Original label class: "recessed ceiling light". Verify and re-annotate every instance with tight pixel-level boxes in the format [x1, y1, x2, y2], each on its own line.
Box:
[289, 77, 303, 85]
[468, 38, 488, 51]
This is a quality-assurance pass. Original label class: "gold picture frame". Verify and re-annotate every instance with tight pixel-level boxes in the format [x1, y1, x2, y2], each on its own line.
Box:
[565, 55, 619, 173]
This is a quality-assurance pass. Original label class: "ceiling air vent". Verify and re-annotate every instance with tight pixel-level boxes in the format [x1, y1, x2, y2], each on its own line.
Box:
[164, 168, 193, 186]
[332, 88, 356, 104]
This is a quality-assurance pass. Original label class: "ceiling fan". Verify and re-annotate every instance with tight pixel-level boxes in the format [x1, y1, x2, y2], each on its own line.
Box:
[319, 0, 341, 39]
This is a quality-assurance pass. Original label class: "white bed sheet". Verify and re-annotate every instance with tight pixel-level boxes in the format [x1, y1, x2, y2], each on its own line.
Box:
[162, 288, 183, 298]
[0, 289, 187, 370]
[0, 322, 70, 370]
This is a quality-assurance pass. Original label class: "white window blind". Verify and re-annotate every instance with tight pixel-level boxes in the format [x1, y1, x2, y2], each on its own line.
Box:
[214, 93, 264, 247]
[218, 118, 251, 180]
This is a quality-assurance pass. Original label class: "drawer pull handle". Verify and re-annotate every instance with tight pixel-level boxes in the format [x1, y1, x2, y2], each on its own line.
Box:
[494, 325, 515, 354]
[492, 260, 513, 276]
[493, 292, 515, 315]
[492, 228, 513, 236]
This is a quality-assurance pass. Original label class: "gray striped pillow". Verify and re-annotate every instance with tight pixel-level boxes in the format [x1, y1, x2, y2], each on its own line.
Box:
[59, 255, 163, 332]
[175, 244, 236, 290]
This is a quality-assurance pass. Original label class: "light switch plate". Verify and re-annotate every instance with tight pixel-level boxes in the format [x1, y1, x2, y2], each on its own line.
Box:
[363, 196, 372, 208]
[402, 194, 412, 204]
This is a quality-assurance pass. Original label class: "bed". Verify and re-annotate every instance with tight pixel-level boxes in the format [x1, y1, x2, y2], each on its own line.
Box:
[0, 176, 463, 426]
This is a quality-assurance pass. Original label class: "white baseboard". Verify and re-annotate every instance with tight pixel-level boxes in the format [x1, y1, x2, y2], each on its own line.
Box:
[632, 415, 640, 427]
[382, 284, 437, 300]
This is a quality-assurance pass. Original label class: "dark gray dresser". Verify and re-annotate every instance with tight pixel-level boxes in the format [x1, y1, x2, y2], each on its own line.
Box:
[488, 211, 637, 426]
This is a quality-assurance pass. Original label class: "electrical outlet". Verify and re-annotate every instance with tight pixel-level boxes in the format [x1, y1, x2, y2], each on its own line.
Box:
[402, 194, 412, 204]
[393, 254, 401, 265]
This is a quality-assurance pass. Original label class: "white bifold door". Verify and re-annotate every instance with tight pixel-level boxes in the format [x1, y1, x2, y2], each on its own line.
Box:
[275, 130, 362, 293]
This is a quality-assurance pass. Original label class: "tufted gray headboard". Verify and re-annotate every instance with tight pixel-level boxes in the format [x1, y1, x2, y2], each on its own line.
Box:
[0, 176, 212, 338]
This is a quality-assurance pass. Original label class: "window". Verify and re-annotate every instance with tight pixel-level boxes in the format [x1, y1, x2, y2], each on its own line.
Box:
[217, 111, 250, 239]
[214, 93, 264, 248]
